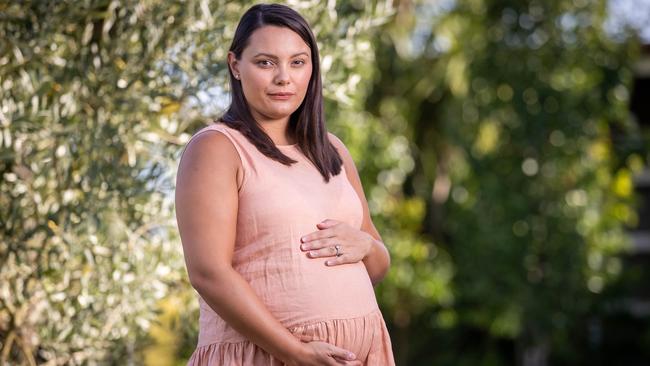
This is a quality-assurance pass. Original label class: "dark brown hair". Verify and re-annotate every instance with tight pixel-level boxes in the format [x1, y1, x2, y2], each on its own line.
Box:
[218, 3, 342, 182]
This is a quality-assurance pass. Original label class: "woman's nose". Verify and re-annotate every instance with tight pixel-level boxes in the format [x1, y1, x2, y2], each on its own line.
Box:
[274, 65, 290, 85]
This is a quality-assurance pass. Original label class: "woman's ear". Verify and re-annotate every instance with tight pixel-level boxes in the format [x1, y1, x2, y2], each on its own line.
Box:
[227, 51, 240, 79]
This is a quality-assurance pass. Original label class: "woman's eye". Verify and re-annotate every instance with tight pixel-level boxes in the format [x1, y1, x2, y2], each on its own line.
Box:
[257, 60, 273, 67]
[293, 59, 305, 66]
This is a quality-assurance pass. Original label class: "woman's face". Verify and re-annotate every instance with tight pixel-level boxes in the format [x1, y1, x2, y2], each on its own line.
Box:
[229, 25, 313, 124]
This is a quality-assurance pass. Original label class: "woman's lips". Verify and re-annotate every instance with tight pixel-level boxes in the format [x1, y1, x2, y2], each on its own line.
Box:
[268, 93, 294, 100]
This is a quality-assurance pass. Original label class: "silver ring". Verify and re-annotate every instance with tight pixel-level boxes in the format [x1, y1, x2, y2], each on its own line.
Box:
[334, 244, 342, 257]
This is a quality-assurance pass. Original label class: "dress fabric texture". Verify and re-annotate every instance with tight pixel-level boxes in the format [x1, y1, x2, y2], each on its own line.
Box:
[183, 122, 395, 366]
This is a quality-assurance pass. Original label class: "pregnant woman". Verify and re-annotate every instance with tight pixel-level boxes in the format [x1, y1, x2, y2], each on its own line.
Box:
[175, 4, 395, 365]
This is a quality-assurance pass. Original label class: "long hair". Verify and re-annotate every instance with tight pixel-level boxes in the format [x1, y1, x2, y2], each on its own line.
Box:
[219, 3, 342, 182]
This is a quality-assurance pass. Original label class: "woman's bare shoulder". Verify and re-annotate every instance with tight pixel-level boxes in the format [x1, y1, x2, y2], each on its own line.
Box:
[326, 131, 354, 167]
[177, 129, 243, 189]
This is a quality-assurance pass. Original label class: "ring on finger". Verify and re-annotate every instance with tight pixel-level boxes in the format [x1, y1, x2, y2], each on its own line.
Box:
[334, 244, 342, 257]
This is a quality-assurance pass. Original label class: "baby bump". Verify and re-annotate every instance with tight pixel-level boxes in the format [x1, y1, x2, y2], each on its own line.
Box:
[240, 258, 379, 328]
[299, 259, 378, 319]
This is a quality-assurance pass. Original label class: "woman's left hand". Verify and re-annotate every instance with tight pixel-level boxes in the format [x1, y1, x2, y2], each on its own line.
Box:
[300, 219, 374, 266]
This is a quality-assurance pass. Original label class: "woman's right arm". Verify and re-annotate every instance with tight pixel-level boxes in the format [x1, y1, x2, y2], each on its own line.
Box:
[175, 131, 360, 366]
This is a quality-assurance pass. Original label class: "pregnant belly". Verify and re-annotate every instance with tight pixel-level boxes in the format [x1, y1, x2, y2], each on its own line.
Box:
[196, 256, 379, 346]
[242, 258, 379, 329]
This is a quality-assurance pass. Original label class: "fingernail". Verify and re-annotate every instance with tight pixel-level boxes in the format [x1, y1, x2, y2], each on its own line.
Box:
[325, 261, 331, 266]
[348, 352, 355, 359]
[310, 251, 318, 257]
[300, 237, 305, 242]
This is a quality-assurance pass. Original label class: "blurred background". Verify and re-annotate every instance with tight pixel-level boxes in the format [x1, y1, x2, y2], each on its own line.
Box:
[2, 0, 650, 365]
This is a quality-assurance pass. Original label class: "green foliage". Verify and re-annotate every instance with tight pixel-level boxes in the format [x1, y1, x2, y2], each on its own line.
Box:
[366, 0, 641, 364]
[0, 1, 192, 363]
[442, 0, 638, 343]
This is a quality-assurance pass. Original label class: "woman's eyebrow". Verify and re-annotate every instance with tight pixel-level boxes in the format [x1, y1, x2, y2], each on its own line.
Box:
[252, 52, 310, 59]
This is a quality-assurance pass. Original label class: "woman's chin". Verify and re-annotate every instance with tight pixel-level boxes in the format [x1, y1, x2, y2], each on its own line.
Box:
[263, 107, 299, 120]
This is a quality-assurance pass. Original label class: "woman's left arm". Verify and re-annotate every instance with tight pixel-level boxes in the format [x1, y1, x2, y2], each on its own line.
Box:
[327, 133, 391, 286]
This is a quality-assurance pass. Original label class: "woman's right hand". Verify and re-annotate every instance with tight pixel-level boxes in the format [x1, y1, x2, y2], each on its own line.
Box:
[289, 340, 362, 366]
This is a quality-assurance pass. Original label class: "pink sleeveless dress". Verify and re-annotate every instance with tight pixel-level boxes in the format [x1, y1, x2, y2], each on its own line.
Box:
[183, 122, 395, 365]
